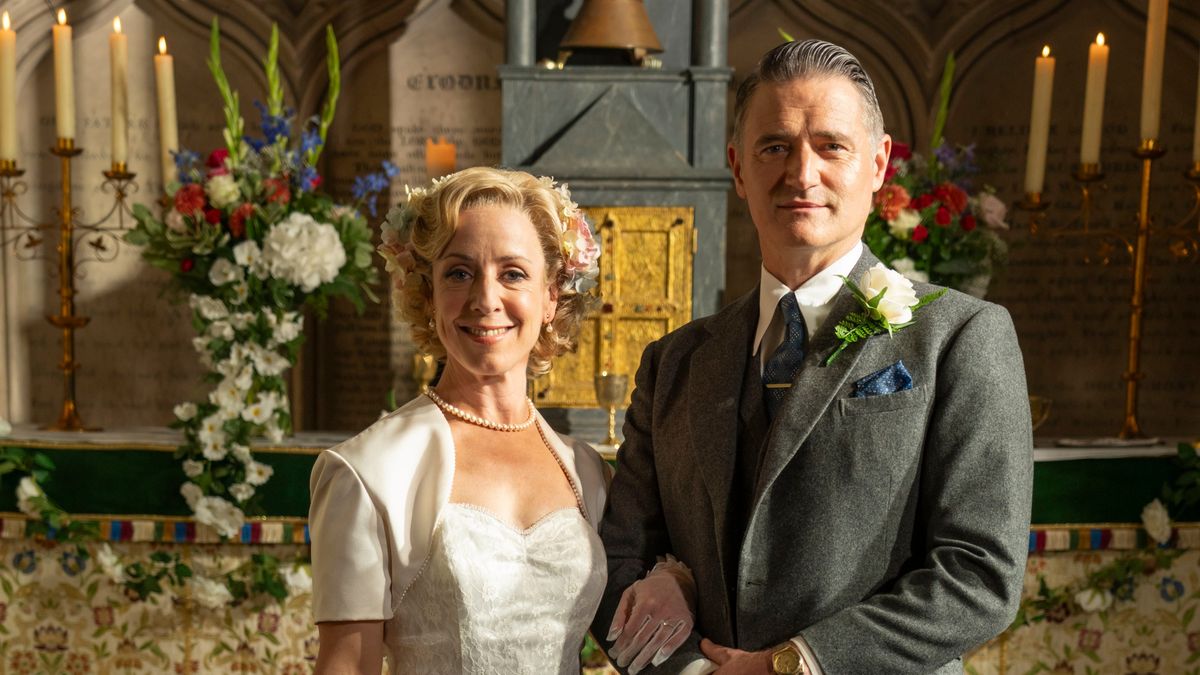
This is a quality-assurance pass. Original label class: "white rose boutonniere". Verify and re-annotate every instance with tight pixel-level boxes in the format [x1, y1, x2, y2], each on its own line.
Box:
[824, 263, 947, 365]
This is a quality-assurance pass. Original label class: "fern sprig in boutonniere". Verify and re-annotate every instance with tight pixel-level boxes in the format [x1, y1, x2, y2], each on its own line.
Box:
[824, 263, 947, 365]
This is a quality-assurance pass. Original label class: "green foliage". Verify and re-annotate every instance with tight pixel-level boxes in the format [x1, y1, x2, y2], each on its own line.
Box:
[823, 277, 946, 365]
[208, 18, 246, 164]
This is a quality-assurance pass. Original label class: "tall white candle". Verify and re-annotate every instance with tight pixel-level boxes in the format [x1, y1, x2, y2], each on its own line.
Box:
[1025, 45, 1055, 195]
[1080, 33, 1109, 166]
[110, 18, 128, 166]
[52, 9, 74, 141]
[0, 12, 16, 162]
[1140, 0, 1169, 141]
[154, 37, 178, 188]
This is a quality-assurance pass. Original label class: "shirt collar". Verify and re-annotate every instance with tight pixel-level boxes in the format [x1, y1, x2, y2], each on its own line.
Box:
[752, 242, 863, 356]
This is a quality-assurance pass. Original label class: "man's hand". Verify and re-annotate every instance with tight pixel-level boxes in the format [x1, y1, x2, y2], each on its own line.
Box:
[700, 638, 773, 674]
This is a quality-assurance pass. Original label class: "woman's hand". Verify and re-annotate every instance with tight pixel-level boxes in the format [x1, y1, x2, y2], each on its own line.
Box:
[607, 557, 697, 674]
[315, 621, 385, 675]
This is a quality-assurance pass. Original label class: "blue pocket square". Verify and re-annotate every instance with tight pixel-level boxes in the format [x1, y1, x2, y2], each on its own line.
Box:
[852, 360, 913, 398]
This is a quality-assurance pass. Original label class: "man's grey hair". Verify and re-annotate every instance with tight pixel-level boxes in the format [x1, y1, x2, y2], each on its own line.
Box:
[732, 39, 885, 147]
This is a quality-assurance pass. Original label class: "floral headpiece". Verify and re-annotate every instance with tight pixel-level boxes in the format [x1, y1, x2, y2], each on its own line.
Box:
[378, 175, 602, 294]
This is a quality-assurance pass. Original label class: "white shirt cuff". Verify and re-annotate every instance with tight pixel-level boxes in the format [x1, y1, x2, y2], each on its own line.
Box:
[790, 636, 824, 675]
[680, 657, 719, 674]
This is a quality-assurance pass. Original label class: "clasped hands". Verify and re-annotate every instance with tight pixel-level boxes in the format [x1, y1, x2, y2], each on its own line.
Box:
[606, 558, 778, 674]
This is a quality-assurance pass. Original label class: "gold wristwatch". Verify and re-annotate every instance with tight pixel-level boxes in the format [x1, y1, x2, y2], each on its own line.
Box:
[770, 642, 806, 675]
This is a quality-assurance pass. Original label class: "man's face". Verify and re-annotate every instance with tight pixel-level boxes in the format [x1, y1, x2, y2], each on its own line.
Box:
[729, 76, 890, 269]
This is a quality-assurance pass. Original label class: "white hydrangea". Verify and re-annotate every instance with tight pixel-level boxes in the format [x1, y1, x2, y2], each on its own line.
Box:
[261, 212, 347, 292]
[193, 495, 245, 539]
[245, 461, 274, 486]
[205, 173, 241, 209]
[229, 482, 254, 502]
[188, 295, 228, 321]
[173, 402, 198, 421]
[182, 459, 205, 478]
[208, 258, 243, 287]
[189, 575, 234, 609]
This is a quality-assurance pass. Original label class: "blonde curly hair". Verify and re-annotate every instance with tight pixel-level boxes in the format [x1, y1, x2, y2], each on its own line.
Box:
[380, 167, 600, 376]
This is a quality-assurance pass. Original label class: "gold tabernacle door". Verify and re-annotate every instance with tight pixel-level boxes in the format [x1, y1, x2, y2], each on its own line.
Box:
[531, 206, 694, 408]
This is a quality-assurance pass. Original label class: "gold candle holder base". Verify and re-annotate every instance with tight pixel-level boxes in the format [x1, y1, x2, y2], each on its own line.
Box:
[51, 138, 82, 157]
[0, 158, 23, 177]
[1072, 163, 1104, 182]
[1134, 138, 1166, 160]
[103, 162, 136, 182]
[1017, 192, 1051, 212]
[1186, 162, 1200, 182]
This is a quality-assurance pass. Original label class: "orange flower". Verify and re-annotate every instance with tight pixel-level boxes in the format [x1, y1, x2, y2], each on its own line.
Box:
[873, 184, 911, 222]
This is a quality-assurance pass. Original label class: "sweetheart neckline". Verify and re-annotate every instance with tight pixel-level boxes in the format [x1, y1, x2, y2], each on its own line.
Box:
[445, 502, 583, 536]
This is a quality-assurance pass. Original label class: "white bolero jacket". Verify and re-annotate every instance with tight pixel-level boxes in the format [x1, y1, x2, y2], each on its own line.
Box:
[309, 394, 610, 623]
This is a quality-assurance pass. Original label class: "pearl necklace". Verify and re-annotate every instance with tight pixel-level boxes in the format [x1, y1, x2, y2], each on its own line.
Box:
[426, 389, 536, 432]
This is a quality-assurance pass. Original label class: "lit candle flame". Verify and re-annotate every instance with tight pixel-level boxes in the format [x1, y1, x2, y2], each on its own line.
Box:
[1041, 45, 1051, 58]
[1096, 33, 1105, 47]
[2, 12, 9, 31]
[113, 17, 122, 34]
[158, 37, 167, 55]
[56, 9, 66, 26]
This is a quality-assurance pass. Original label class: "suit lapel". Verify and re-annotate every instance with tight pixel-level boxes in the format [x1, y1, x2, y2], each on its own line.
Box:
[754, 250, 881, 501]
[688, 289, 757, 561]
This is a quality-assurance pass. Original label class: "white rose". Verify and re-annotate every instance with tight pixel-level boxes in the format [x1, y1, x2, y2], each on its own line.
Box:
[282, 565, 312, 595]
[208, 258, 243, 287]
[96, 543, 126, 584]
[173, 402, 197, 421]
[204, 173, 241, 209]
[889, 257, 929, 284]
[858, 263, 920, 325]
[16, 477, 42, 517]
[975, 192, 1009, 230]
[180, 482, 204, 509]
[1074, 588, 1114, 613]
[182, 459, 205, 478]
[188, 575, 234, 609]
[193, 495, 245, 539]
[888, 209, 922, 239]
[261, 212, 347, 292]
[165, 209, 188, 233]
[1142, 498, 1172, 544]
[245, 460, 274, 486]
[229, 482, 254, 502]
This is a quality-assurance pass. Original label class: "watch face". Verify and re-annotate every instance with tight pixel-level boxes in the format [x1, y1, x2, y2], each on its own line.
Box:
[772, 648, 801, 674]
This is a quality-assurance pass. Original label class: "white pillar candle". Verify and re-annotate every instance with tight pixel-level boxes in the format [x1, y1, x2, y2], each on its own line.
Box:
[0, 12, 16, 162]
[1025, 45, 1055, 195]
[1080, 33, 1109, 166]
[425, 136, 457, 178]
[154, 37, 178, 188]
[1140, 0, 1169, 141]
[110, 18, 128, 166]
[52, 9, 74, 141]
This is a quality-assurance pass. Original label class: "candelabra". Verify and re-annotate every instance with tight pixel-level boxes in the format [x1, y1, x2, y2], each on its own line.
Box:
[1017, 142, 1200, 439]
[0, 141, 139, 431]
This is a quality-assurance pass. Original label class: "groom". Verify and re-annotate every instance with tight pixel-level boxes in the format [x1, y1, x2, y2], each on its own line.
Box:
[593, 39, 1033, 674]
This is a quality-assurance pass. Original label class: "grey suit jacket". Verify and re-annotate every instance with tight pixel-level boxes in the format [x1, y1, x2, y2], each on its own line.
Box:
[592, 250, 1034, 674]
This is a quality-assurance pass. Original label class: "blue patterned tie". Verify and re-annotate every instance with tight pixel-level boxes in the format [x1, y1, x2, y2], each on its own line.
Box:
[763, 293, 807, 419]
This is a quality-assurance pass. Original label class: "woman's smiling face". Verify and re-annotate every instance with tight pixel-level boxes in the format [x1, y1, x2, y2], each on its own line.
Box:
[431, 204, 557, 382]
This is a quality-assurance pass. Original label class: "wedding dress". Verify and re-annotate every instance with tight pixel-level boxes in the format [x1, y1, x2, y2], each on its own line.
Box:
[387, 502, 607, 674]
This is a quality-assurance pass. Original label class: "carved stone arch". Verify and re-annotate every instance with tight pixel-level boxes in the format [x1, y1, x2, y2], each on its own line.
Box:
[11, 0, 133, 86]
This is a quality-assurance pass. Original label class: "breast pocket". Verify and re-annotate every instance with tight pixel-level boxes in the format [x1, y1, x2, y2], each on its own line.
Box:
[837, 383, 930, 417]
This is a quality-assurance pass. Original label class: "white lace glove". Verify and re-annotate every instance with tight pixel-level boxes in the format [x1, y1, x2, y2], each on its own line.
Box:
[607, 556, 697, 674]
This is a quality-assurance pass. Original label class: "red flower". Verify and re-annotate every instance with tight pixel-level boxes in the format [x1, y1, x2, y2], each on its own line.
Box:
[229, 203, 254, 239]
[174, 184, 205, 215]
[264, 177, 291, 205]
[933, 182, 968, 214]
[204, 208, 222, 224]
[206, 149, 230, 175]
[934, 206, 951, 226]
[911, 193, 934, 210]
[309, 175, 323, 189]
[891, 142, 912, 162]
[961, 214, 977, 231]
[912, 225, 929, 243]
[180, 259, 194, 273]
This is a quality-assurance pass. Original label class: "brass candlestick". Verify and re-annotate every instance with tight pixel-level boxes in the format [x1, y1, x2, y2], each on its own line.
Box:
[1017, 139, 1199, 439]
[0, 141, 139, 431]
[593, 371, 628, 446]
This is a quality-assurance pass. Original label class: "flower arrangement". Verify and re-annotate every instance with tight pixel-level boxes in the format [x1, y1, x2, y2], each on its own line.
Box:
[862, 54, 1008, 296]
[125, 20, 382, 537]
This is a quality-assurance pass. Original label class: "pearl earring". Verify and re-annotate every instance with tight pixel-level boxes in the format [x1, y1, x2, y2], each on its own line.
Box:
[544, 322, 554, 334]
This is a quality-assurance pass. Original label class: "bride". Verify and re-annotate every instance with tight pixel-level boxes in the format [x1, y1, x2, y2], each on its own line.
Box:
[309, 167, 608, 673]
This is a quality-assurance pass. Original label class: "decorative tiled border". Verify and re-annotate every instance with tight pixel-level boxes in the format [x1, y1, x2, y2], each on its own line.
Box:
[1028, 523, 1200, 552]
[0, 512, 309, 544]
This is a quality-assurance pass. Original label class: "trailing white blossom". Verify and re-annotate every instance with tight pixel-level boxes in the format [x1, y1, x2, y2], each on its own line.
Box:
[180, 482, 204, 510]
[182, 459, 205, 478]
[193, 495, 245, 539]
[96, 544, 126, 584]
[245, 461, 274, 486]
[173, 402, 198, 421]
[230, 443, 252, 464]
[1142, 499, 1172, 544]
[188, 295, 229, 321]
[1075, 588, 1114, 613]
[229, 280, 249, 306]
[229, 482, 254, 502]
[283, 564, 312, 595]
[208, 320, 235, 342]
[189, 575, 234, 609]
[16, 477, 42, 517]
[262, 212, 347, 292]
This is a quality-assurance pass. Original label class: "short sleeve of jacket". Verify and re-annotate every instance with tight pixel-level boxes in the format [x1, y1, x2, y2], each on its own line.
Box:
[309, 449, 393, 623]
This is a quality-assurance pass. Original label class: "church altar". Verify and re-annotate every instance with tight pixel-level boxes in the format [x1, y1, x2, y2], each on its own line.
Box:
[1, 427, 1196, 673]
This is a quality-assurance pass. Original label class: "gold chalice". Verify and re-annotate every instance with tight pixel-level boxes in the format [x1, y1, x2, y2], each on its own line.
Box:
[1029, 395, 1052, 432]
[594, 371, 629, 446]
[412, 352, 438, 394]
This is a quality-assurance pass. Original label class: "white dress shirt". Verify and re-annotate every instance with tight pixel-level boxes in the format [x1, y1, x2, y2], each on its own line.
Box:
[679, 246, 863, 675]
